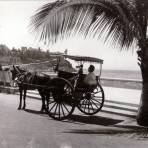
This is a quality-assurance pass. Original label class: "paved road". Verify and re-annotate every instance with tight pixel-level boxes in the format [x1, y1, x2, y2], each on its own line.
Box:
[0, 87, 148, 148]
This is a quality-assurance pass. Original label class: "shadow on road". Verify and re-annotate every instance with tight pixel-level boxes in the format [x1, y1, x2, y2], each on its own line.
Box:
[63, 127, 148, 138]
[63, 116, 148, 138]
[24, 109, 48, 117]
[24, 108, 123, 126]
[68, 114, 123, 126]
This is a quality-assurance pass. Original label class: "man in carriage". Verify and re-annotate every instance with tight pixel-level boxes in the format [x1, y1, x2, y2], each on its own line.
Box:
[84, 64, 97, 86]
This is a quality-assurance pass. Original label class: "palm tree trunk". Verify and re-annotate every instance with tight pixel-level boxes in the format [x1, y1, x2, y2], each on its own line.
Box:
[137, 84, 148, 126]
[137, 47, 148, 126]
[136, 0, 148, 125]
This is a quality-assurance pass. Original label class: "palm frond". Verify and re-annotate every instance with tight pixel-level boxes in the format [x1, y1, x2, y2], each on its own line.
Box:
[30, 0, 145, 49]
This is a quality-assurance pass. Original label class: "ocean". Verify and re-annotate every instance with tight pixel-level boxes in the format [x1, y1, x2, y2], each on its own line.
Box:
[100, 69, 142, 80]
[100, 69, 142, 89]
[82, 69, 141, 80]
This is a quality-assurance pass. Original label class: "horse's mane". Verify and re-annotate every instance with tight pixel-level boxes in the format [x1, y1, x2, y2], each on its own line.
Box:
[18, 67, 50, 86]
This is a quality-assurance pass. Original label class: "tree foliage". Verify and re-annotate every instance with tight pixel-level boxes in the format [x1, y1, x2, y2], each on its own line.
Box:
[0, 45, 51, 63]
[30, 0, 148, 50]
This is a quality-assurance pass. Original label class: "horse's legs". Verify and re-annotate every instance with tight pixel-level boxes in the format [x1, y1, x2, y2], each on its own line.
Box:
[38, 90, 46, 112]
[22, 89, 27, 110]
[41, 95, 46, 112]
[45, 91, 50, 110]
[18, 87, 22, 110]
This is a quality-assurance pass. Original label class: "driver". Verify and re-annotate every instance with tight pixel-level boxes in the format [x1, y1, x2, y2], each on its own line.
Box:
[78, 64, 83, 75]
[84, 65, 97, 86]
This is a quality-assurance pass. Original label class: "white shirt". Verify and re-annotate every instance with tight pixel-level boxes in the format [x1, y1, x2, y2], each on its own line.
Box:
[84, 72, 97, 85]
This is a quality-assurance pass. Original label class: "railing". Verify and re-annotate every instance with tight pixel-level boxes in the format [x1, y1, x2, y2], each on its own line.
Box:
[0, 70, 142, 90]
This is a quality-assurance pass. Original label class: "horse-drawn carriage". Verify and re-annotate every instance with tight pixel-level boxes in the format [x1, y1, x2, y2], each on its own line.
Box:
[11, 55, 105, 121]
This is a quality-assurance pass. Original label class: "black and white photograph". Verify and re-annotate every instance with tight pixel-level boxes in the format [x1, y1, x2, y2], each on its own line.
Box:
[0, 0, 148, 147]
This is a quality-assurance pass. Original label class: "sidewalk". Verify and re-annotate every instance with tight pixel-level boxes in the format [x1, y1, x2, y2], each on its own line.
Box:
[104, 86, 141, 105]
[102, 86, 141, 118]
[25, 86, 141, 118]
[26, 86, 141, 104]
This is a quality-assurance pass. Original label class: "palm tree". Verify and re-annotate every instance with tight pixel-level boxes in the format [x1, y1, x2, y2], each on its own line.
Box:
[31, 0, 148, 126]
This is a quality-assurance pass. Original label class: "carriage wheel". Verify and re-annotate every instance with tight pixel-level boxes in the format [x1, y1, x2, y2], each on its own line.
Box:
[46, 78, 75, 120]
[77, 83, 104, 115]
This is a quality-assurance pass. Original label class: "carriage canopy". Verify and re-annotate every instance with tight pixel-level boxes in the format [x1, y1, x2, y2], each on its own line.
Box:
[64, 55, 103, 64]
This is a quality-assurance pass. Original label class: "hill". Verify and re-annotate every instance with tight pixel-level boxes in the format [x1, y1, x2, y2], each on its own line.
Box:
[0, 44, 74, 72]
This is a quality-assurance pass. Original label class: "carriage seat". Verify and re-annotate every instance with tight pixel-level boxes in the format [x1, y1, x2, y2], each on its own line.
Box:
[58, 70, 98, 92]
[76, 74, 98, 90]
[58, 70, 77, 79]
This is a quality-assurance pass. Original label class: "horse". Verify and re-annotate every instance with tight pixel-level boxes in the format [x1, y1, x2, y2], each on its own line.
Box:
[10, 65, 51, 112]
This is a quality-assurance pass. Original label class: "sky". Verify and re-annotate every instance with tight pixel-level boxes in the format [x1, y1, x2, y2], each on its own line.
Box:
[0, 0, 140, 70]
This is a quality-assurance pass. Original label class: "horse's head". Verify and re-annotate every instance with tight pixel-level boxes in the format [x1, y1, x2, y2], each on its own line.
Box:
[10, 65, 25, 80]
[10, 65, 19, 80]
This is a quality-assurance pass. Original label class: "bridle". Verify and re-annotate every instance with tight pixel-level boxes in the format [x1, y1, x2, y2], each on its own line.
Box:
[12, 65, 27, 84]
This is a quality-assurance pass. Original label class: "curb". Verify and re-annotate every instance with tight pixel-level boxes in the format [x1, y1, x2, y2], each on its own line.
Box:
[0, 86, 19, 94]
